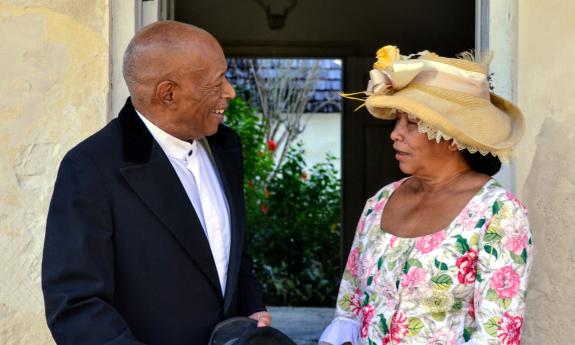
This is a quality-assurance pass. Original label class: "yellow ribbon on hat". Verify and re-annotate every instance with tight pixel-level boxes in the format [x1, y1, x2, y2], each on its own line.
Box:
[367, 59, 490, 99]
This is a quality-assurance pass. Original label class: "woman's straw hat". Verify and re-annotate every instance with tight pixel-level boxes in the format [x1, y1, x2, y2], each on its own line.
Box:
[346, 46, 524, 162]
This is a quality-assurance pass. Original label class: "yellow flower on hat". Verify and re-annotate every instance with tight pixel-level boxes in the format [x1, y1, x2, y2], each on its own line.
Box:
[374, 45, 400, 69]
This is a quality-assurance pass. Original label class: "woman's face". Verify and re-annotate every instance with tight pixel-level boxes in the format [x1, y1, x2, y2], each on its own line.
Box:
[390, 111, 451, 175]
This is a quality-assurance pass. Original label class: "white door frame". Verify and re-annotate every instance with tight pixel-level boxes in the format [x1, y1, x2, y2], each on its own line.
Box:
[109, 0, 174, 119]
[476, 0, 519, 192]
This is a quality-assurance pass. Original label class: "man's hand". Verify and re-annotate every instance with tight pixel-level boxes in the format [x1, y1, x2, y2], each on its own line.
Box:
[249, 311, 271, 327]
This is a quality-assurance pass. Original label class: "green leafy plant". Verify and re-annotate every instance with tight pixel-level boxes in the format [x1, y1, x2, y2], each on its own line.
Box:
[226, 93, 341, 306]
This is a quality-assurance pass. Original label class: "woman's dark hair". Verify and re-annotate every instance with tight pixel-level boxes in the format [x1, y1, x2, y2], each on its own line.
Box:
[462, 150, 502, 176]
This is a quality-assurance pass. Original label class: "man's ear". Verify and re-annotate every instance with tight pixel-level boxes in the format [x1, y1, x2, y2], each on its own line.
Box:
[156, 81, 176, 107]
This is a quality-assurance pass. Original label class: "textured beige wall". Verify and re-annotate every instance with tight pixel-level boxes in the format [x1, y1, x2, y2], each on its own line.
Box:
[0, 1, 110, 343]
[516, 0, 575, 344]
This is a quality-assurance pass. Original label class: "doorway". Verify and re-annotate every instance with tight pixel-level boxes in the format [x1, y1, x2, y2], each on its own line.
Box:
[225, 57, 344, 307]
[174, 0, 475, 299]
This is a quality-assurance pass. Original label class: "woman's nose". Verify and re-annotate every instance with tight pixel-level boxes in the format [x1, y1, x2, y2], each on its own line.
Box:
[390, 121, 403, 141]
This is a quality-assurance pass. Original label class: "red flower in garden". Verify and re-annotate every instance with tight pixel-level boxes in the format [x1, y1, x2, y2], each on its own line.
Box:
[300, 171, 308, 181]
[497, 312, 523, 345]
[456, 248, 478, 285]
[260, 203, 269, 214]
[267, 139, 277, 152]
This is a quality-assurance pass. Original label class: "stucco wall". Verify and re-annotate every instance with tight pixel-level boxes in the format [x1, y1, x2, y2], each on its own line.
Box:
[0, 1, 110, 343]
[516, 0, 575, 343]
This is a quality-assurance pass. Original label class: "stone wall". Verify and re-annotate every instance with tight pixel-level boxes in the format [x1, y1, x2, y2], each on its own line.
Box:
[516, 0, 575, 343]
[0, 1, 110, 343]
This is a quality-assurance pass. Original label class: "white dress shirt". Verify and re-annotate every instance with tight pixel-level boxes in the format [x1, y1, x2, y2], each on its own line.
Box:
[136, 111, 231, 296]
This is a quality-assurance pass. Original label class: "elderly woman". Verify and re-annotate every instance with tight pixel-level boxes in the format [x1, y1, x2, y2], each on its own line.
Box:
[319, 47, 532, 345]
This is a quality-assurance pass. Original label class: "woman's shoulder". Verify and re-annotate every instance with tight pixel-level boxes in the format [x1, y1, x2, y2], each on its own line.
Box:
[483, 179, 529, 218]
[358, 178, 408, 217]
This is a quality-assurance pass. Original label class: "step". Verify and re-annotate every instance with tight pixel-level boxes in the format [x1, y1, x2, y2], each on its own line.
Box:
[268, 306, 335, 345]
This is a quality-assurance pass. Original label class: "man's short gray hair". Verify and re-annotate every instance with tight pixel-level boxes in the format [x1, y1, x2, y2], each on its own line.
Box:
[122, 21, 209, 102]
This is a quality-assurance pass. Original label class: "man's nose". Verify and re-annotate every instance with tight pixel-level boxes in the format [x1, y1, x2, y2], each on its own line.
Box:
[222, 78, 236, 99]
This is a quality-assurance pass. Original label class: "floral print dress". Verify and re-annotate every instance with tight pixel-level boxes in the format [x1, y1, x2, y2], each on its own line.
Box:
[319, 178, 533, 345]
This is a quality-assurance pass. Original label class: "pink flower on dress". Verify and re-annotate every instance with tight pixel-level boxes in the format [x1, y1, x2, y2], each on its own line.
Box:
[490, 265, 521, 299]
[401, 267, 427, 288]
[359, 255, 375, 286]
[427, 328, 457, 345]
[415, 231, 445, 254]
[500, 215, 529, 254]
[455, 248, 478, 285]
[497, 312, 523, 345]
[383, 334, 392, 345]
[389, 235, 399, 248]
[350, 288, 363, 316]
[460, 211, 479, 230]
[357, 216, 367, 234]
[346, 247, 360, 277]
[383, 311, 409, 344]
[360, 304, 376, 338]
[373, 199, 386, 214]
[468, 298, 475, 319]
[505, 192, 527, 211]
[504, 234, 528, 254]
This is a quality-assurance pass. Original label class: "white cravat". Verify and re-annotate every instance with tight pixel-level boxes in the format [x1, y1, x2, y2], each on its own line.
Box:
[136, 111, 231, 295]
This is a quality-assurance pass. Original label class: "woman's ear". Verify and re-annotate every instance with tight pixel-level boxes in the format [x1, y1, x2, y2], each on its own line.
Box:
[156, 81, 176, 107]
[448, 141, 459, 152]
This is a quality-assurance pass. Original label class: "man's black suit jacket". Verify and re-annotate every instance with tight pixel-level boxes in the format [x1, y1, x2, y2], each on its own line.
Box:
[42, 98, 265, 345]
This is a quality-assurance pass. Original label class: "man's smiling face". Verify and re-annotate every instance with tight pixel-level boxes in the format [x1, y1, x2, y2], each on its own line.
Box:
[167, 38, 236, 140]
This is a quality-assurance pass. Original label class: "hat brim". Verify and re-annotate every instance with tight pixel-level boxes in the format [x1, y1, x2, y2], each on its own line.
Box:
[208, 317, 257, 345]
[365, 84, 525, 155]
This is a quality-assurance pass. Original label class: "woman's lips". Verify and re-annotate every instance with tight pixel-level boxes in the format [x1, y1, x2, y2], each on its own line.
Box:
[395, 151, 408, 160]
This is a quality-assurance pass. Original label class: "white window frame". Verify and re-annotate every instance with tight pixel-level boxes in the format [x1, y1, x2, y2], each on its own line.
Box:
[476, 0, 519, 193]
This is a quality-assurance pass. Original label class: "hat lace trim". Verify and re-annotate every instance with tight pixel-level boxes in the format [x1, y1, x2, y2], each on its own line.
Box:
[339, 92, 513, 163]
[406, 113, 512, 163]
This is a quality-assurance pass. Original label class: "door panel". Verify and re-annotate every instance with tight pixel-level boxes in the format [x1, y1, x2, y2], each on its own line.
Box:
[341, 57, 405, 261]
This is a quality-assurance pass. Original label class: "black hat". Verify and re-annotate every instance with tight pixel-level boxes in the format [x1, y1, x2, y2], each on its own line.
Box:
[208, 317, 296, 345]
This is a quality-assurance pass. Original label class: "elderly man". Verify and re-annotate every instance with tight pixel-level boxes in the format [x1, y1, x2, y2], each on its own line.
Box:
[42, 21, 270, 345]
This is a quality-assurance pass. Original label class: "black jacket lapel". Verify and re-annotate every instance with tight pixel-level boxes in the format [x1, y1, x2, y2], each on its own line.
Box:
[118, 98, 223, 298]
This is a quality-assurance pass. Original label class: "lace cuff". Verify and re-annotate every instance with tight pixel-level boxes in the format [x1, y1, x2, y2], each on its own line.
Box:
[318, 317, 360, 345]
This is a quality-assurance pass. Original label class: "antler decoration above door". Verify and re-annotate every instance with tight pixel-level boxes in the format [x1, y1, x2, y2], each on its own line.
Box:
[254, 0, 299, 30]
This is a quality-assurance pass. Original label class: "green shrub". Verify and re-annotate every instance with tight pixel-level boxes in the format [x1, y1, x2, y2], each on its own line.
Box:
[226, 93, 341, 306]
